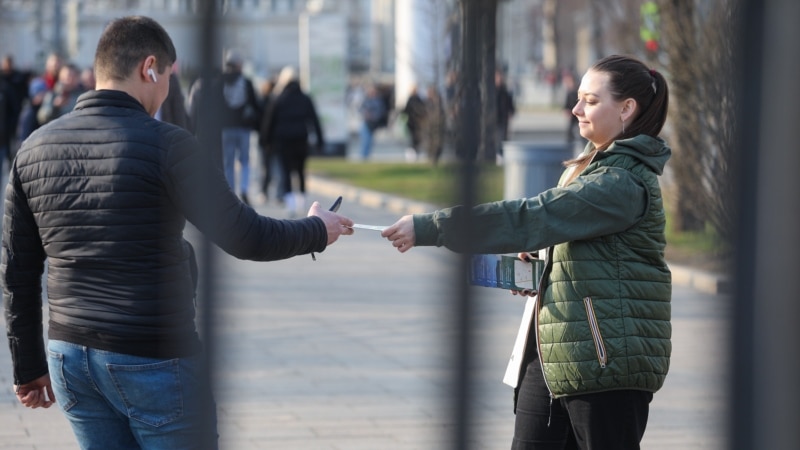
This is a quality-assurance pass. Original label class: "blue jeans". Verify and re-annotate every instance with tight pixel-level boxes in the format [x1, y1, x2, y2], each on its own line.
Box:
[47, 340, 218, 450]
[359, 122, 375, 160]
[222, 127, 251, 195]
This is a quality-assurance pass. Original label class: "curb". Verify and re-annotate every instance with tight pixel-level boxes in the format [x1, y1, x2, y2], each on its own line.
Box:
[309, 175, 439, 215]
[669, 265, 730, 295]
[308, 175, 729, 296]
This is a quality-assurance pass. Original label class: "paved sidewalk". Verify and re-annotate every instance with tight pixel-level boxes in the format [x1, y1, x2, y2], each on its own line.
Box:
[0, 193, 729, 449]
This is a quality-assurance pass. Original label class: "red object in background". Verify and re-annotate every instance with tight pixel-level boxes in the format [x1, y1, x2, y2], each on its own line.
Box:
[646, 39, 659, 53]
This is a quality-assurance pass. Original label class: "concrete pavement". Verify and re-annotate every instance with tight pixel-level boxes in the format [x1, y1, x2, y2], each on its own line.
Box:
[0, 191, 729, 449]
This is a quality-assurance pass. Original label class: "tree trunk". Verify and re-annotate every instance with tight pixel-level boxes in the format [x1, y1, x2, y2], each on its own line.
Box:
[659, 0, 707, 232]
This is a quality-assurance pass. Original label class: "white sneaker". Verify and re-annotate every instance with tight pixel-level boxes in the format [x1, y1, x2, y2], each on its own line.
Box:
[254, 192, 268, 206]
[283, 192, 296, 217]
[295, 193, 306, 215]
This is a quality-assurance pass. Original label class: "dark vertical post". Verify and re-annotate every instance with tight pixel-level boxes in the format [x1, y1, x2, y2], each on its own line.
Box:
[728, 1, 761, 446]
[453, 1, 480, 448]
[731, 0, 800, 449]
[194, 0, 221, 446]
[479, 0, 497, 162]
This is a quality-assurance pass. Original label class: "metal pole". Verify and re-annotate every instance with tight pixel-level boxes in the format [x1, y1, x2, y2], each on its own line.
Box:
[453, 1, 480, 448]
[195, 0, 221, 447]
[731, 0, 800, 448]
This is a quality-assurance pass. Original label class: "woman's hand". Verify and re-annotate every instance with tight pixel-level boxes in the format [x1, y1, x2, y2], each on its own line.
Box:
[381, 215, 416, 253]
[510, 252, 538, 297]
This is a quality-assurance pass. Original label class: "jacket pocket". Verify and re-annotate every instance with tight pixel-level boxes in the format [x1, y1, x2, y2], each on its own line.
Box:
[583, 297, 607, 368]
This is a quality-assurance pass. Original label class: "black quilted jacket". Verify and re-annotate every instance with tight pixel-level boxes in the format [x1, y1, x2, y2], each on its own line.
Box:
[2, 89, 327, 385]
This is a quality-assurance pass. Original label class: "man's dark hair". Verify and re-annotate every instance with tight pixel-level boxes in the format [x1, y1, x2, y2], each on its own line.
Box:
[94, 16, 177, 82]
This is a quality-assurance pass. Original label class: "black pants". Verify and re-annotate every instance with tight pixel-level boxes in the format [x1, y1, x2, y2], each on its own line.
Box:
[512, 352, 652, 450]
[275, 138, 309, 196]
[258, 144, 274, 196]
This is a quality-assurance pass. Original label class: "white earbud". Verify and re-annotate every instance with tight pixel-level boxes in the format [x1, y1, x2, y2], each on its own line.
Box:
[147, 68, 157, 83]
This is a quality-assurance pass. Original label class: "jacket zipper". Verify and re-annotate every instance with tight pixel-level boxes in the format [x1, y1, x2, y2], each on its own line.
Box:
[583, 297, 607, 368]
[534, 247, 556, 425]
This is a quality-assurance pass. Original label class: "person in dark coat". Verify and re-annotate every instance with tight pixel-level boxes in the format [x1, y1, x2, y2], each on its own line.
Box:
[1, 54, 29, 166]
[0, 77, 14, 163]
[495, 69, 516, 162]
[423, 85, 446, 165]
[156, 68, 190, 130]
[2, 16, 353, 449]
[562, 70, 581, 151]
[402, 84, 426, 162]
[255, 77, 278, 203]
[259, 66, 324, 217]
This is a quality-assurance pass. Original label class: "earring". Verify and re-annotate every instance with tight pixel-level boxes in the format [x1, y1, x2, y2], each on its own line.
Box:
[621, 116, 625, 134]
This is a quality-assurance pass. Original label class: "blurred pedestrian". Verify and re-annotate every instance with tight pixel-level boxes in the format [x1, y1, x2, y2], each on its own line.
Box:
[358, 84, 386, 160]
[16, 53, 63, 141]
[80, 66, 96, 90]
[562, 70, 580, 150]
[156, 63, 190, 130]
[255, 77, 279, 204]
[1, 54, 29, 156]
[218, 49, 261, 205]
[259, 66, 324, 216]
[16, 78, 47, 141]
[495, 69, 515, 163]
[2, 15, 353, 449]
[423, 85, 445, 165]
[40, 53, 63, 92]
[0, 75, 15, 172]
[36, 63, 85, 126]
[381, 54, 671, 449]
[402, 84, 426, 162]
[1, 54, 29, 109]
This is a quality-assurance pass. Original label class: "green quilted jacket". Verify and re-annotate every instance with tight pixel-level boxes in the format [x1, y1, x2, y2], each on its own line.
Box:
[413, 135, 672, 397]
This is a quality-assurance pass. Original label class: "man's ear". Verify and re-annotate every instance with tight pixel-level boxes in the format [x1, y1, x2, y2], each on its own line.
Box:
[141, 55, 158, 81]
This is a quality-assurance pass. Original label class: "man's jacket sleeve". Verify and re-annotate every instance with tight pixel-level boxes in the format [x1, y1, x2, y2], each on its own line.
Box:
[2, 163, 48, 385]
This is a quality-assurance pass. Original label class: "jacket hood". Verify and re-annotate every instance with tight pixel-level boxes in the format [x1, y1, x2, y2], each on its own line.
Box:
[603, 135, 671, 175]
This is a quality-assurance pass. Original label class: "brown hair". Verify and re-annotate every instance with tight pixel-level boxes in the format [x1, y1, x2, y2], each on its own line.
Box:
[94, 16, 176, 82]
[563, 54, 669, 182]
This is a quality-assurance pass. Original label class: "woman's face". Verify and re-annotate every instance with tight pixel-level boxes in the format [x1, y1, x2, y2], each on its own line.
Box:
[572, 69, 627, 148]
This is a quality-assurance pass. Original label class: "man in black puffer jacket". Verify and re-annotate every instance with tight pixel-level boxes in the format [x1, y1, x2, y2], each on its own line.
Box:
[2, 16, 353, 449]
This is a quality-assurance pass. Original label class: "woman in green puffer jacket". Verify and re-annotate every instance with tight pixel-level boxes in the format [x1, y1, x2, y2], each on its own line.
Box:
[381, 54, 671, 450]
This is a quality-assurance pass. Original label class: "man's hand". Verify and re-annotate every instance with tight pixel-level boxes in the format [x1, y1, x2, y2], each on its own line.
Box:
[381, 215, 416, 253]
[15, 374, 55, 409]
[307, 201, 354, 245]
